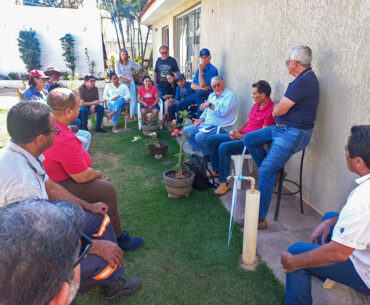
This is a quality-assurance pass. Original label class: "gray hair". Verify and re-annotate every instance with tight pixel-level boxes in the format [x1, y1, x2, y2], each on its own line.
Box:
[0, 199, 84, 305]
[211, 76, 224, 84]
[289, 46, 312, 68]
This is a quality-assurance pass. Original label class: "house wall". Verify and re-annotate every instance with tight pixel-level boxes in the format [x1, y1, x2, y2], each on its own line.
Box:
[199, 0, 369, 213]
[148, 0, 370, 214]
[151, 0, 200, 60]
[0, 1, 104, 77]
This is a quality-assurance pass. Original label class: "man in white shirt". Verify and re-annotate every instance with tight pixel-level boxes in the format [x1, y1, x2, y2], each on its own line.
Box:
[281, 125, 370, 304]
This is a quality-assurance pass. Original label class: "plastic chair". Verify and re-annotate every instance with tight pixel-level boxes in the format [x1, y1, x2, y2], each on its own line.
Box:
[104, 99, 131, 131]
[216, 115, 237, 134]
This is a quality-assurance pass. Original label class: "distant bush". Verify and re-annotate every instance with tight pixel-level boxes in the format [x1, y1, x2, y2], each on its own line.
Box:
[8, 72, 20, 80]
[60, 33, 77, 77]
[85, 48, 96, 76]
[17, 29, 41, 72]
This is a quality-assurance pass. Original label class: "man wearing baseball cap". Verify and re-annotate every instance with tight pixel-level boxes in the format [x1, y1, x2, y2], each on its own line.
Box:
[175, 48, 218, 119]
[167, 73, 194, 121]
[22, 69, 49, 101]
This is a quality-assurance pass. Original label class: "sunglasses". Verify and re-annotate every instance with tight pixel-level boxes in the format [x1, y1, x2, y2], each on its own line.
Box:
[73, 233, 93, 268]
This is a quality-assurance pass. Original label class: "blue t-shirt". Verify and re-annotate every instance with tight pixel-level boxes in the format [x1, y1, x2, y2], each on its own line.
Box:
[192, 63, 218, 94]
[174, 82, 193, 101]
[276, 68, 319, 130]
[154, 56, 179, 90]
[22, 87, 47, 101]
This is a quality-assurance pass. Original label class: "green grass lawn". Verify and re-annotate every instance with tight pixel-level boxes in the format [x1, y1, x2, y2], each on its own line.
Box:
[76, 118, 284, 305]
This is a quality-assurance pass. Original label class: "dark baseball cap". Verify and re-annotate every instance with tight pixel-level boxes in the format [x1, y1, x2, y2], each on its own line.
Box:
[175, 73, 185, 81]
[199, 48, 211, 57]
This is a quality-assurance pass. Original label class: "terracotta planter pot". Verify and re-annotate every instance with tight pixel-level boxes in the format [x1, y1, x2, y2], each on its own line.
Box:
[163, 169, 195, 198]
[142, 124, 160, 136]
[148, 142, 168, 159]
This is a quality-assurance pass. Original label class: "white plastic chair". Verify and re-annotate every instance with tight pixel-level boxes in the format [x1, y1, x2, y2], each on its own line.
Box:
[230, 141, 254, 190]
[216, 115, 238, 134]
[138, 99, 163, 130]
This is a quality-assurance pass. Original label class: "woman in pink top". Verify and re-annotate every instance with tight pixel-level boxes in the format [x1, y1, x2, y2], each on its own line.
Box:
[137, 75, 160, 121]
[206, 80, 275, 195]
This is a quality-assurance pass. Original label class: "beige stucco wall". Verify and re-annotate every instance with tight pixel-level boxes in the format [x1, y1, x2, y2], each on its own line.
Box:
[148, 0, 370, 213]
[151, 0, 200, 59]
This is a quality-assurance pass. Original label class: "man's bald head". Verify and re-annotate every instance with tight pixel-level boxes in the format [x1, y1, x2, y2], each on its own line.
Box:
[47, 88, 78, 112]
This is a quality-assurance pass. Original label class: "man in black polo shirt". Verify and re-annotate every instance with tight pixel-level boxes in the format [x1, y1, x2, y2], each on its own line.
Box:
[244, 46, 319, 230]
[153, 45, 180, 101]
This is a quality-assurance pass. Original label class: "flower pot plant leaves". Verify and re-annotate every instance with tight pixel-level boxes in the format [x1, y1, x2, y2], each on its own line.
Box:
[132, 132, 160, 148]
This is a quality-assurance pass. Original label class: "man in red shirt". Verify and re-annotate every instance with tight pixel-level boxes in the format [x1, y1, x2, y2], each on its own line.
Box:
[43, 88, 143, 252]
[206, 80, 275, 196]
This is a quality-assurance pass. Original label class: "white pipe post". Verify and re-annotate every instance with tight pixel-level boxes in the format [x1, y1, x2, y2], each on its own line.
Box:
[240, 177, 260, 270]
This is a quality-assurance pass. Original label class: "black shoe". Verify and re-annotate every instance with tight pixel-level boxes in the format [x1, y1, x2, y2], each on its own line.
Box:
[117, 230, 144, 251]
[101, 277, 141, 304]
[95, 128, 107, 133]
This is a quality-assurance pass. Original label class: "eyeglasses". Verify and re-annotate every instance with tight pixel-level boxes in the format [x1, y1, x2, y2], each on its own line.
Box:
[160, 52, 168, 55]
[50, 125, 61, 135]
[211, 83, 222, 88]
[73, 233, 93, 268]
[285, 59, 294, 65]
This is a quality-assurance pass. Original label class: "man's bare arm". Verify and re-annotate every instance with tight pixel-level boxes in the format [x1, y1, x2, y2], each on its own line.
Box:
[70, 168, 102, 184]
[273, 97, 295, 117]
[45, 179, 108, 215]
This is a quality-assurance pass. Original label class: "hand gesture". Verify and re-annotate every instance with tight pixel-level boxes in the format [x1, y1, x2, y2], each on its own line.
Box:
[199, 63, 205, 71]
[199, 102, 209, 111]
[281, 251, 296, 274]
[70, 125, 79, 133]
[192, 118, 202, 126]
[90, 240, 123, 268]
[309, 221, 331, 244]
[88, 202, 108, 215]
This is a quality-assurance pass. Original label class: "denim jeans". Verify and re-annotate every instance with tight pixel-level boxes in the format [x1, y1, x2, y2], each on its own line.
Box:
[108, 97, 126, 126]
[207, 133, 245, 182]
[177, 92, 210, 119]
[75, 129, 91, 151]
[79, 105, 105, 130]
[244, 125, 312, 218]
[184, 125, 220, 156]
[128, 80, 137, 115]
[285, 212, 370, 305]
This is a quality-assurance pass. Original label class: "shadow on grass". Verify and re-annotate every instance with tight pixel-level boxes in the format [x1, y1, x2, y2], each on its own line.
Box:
[77, 118, 284, 305]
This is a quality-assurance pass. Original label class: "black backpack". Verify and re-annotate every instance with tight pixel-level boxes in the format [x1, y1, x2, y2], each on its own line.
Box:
[184, 154, 218, 190]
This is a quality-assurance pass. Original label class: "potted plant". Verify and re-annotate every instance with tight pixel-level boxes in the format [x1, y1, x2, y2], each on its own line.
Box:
[141, 115, 160, 136]
[163, 111, 195, 198]
[132, 132, 168, 159]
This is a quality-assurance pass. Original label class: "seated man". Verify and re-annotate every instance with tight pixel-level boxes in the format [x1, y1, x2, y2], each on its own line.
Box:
[281, 125, 370, 304]
[168, 73, 194, 121]
[244, 46, 319, 230]
[43, 88, 143, 251]
[0, 102, 142, 303]
[176, 48, 218, 119]
[78, 75, 106, 133]
[0, 199, 83, 305]
[22, 69, 49, 101]
[44, 67, 63, 91]
[184, 76, 237, 159]
[207, 80, 275, 196]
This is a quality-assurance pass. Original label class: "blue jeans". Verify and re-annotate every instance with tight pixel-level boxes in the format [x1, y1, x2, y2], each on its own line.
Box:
[207, 133, 245, 182]
[168, 102, 178, 121]
[286, 212, 370, 305]
[108, 97, 126, 126]
[184, 125, 220, 156]
[177, 92, 210, 119]
[244, 125, 312, 218]
[79, 105, 105, 130]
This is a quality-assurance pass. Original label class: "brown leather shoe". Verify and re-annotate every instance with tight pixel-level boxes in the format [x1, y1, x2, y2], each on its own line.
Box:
[258, 218, 268, 230]
[214, 182, 231, 195]
[207, 170, 219, 178]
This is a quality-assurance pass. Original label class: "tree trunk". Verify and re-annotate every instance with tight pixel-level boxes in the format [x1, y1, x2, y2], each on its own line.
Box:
[142, 25, 151, 65]
[112, 17, 121, 51]
[117, 15, 126, 49]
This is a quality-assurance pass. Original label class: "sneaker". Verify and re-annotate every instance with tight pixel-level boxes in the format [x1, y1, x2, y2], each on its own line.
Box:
[101, 277, 141, 304]
[117, 230, 143, 251]
[207, 170, 219, 178]
[214, 182, 231, 196]
[95, 128, 107, 133]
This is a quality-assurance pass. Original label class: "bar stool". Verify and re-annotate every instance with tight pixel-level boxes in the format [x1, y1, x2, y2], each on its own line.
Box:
[274, 149, 306, 221]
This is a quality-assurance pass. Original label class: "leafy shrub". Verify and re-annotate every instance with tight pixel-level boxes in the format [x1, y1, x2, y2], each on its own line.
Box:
[17, 29, 41, 72]
[60, 33, 76, 76]
[8, 72, 20, 80]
